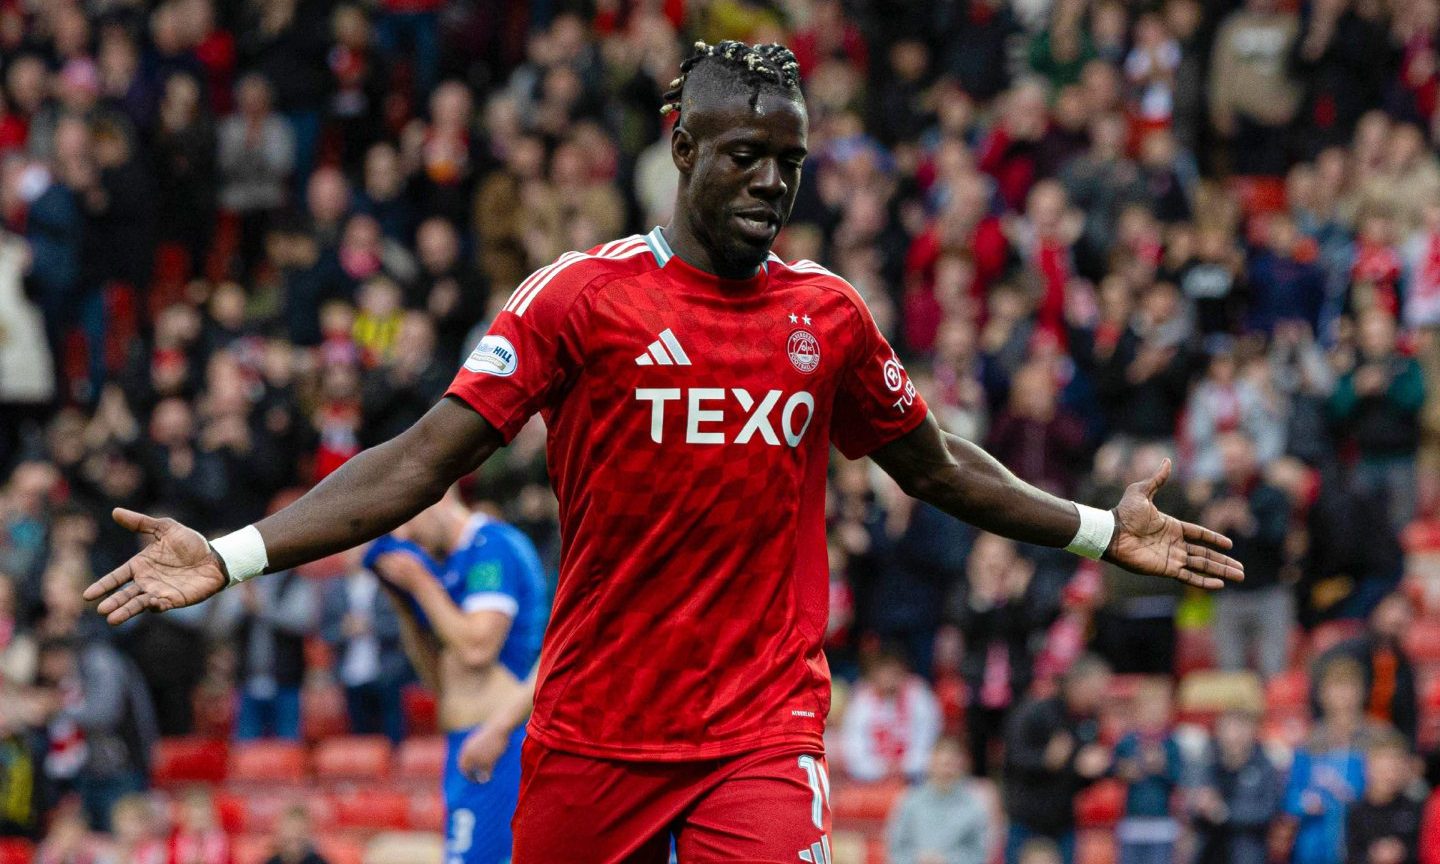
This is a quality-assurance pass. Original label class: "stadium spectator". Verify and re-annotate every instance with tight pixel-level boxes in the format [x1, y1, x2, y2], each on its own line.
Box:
[1002, 653, 1112, 864]
[985, 360, 1088, 498]
[838, 644, 943, 784]
[1113, 679, 1182, 864]
[107, 793, 165, 864]
[1085, 443, 1189, 676]
[1329, 308, 1426, 533]
[262, 804, 327, 864]
[1345, 731, 1423, 864]
[217, 74, 295, 281]
[885, 736, 990, 864]
[1205, 430, 1294, 679]
[1284, 656, 1381, 864]
[410, 217, 488, 365]
[31, 632, 156, 832]
[36, 803, 105, 864]
[320, 554, 407, 741]
[952, 532, 1056, 778]
[1311, 593, 1419, 747]
[1208, 0, 1302, 175]
[1192, 708, 1284, 864]
[212, 572, 316, 741]
[1184, 341, 1287, 482]
[164, 787, 230, 864]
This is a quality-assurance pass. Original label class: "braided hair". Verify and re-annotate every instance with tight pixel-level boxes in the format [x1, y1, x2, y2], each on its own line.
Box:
[659, 40, 802, 122]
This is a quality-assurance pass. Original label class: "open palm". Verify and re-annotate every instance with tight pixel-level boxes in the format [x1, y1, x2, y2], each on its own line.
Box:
[82, 509, 228, 624]
[1105, 459, 1245, 590]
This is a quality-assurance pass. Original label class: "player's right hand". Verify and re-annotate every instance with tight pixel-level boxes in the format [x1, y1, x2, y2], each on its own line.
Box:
[458, 720, 512, 783]
[82, 508, 228, 625]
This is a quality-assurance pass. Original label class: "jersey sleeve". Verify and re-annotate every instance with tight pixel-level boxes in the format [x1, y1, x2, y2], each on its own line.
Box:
[446, 258, 594, 442]
[830, 297, 928, 459]
[451, 540, 522, 618]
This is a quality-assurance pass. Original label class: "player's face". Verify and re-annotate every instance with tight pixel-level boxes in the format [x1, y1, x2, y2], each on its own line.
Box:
[680, 91, 807, 275]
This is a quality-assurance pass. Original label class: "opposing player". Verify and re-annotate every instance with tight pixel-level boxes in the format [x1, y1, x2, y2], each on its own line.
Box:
[364, 490, 546, 864]
[85, 41, 1243, 861]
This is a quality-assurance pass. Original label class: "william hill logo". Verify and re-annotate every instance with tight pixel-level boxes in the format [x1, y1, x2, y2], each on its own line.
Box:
[463, 335, 518, 377]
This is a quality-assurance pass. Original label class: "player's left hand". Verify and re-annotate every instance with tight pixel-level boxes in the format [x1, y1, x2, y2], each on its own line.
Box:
[458, 720, 512, 783]
[1104, 459, 1244, 590]
[373, 550, 433, 593]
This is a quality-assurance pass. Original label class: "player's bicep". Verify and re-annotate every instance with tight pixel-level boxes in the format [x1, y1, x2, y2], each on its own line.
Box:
[830, 306, 928, 459]
[453, 607, 514, 670]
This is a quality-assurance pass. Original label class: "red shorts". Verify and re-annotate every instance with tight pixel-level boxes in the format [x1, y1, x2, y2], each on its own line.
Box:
[513, 738, 833, 863]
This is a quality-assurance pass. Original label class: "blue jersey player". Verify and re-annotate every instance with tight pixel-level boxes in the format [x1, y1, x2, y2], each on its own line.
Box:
[366, 488, 547, 864]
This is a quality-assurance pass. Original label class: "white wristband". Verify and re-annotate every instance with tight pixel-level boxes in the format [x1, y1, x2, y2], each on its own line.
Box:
[1066, 503, 1116, 560]
[210, 525, 269, 586]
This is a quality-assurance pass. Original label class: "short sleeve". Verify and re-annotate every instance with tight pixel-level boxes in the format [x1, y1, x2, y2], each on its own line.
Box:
[451, 543, 520, 619]
[830, 300, 928, 459]
[446, 259, 592, 442]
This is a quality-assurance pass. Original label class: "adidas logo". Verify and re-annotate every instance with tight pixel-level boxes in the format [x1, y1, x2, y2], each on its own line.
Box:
[634, 328, 691, 366]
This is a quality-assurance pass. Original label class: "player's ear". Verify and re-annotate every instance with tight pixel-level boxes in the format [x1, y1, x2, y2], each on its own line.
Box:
[671, 125, 696, 175]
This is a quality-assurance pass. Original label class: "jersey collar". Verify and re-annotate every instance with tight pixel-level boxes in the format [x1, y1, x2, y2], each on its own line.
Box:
[647, 225, 773, 291]
[644, 226, 674, 268]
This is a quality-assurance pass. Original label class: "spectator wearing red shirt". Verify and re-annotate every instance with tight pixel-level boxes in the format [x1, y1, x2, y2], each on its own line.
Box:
[979, 79, 1050, 212]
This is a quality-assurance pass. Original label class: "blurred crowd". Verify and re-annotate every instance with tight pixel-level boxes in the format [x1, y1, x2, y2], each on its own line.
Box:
[2, 0, 1440, 861]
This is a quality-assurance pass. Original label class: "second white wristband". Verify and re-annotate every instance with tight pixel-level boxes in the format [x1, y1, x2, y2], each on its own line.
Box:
[211, 525, 269, 586]
[1065, 503, 1116, 560]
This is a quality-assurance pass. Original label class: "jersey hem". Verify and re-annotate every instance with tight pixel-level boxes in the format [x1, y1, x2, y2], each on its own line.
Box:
[525, 723, 826, 762]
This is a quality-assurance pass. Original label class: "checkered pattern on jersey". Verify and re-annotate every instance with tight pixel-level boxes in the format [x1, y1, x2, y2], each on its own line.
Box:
[449, 245, 927, 760]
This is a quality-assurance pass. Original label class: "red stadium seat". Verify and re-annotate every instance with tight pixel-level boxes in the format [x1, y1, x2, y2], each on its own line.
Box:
[830, 779, 905, 828]
[1075, 779, 1125, 828]
[0, 839, 34, 864]
[402, 685, 438, 735]
[302, 681, 349, 741]
[151, 737, 228, 786]
[396, 735, 447, 783]
[314, 735, 393, 783]
[228, 740, 309, 784]
[1407, 619, 1440, 663]
[1174, 627, 1216, 677]
[409, 788, 445, 832]
[1266, 669, 1308, 713]
[332, 787, 411, 831]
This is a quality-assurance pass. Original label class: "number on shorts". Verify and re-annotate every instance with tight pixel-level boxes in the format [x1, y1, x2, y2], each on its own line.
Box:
[796, 755, 829, 831]
[449, 807, 476, 855]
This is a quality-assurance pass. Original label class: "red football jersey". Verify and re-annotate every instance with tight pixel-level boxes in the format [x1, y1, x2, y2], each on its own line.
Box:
[446, 227, 928, 760]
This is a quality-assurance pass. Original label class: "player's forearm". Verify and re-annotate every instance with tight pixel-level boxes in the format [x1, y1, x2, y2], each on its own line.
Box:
[928, 432, 1083, 547]
[408, 577, 501, 669]
[384, 588, 442, 691]
[495, 665, 538, 733]
[250, 399, 501, 572]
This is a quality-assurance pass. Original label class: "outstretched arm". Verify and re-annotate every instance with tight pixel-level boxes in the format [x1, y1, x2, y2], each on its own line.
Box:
[870, 414, 1243, 588]
[84, 398, 504, 624]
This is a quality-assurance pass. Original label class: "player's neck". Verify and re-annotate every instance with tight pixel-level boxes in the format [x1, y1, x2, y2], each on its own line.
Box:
[660, 223, 765, 281]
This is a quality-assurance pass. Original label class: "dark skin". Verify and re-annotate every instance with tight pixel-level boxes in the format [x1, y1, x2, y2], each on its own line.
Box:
[84, 88, 1241, 625]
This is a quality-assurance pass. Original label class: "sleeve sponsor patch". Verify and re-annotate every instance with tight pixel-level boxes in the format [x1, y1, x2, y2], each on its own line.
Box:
[462, 335, 518, 377]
